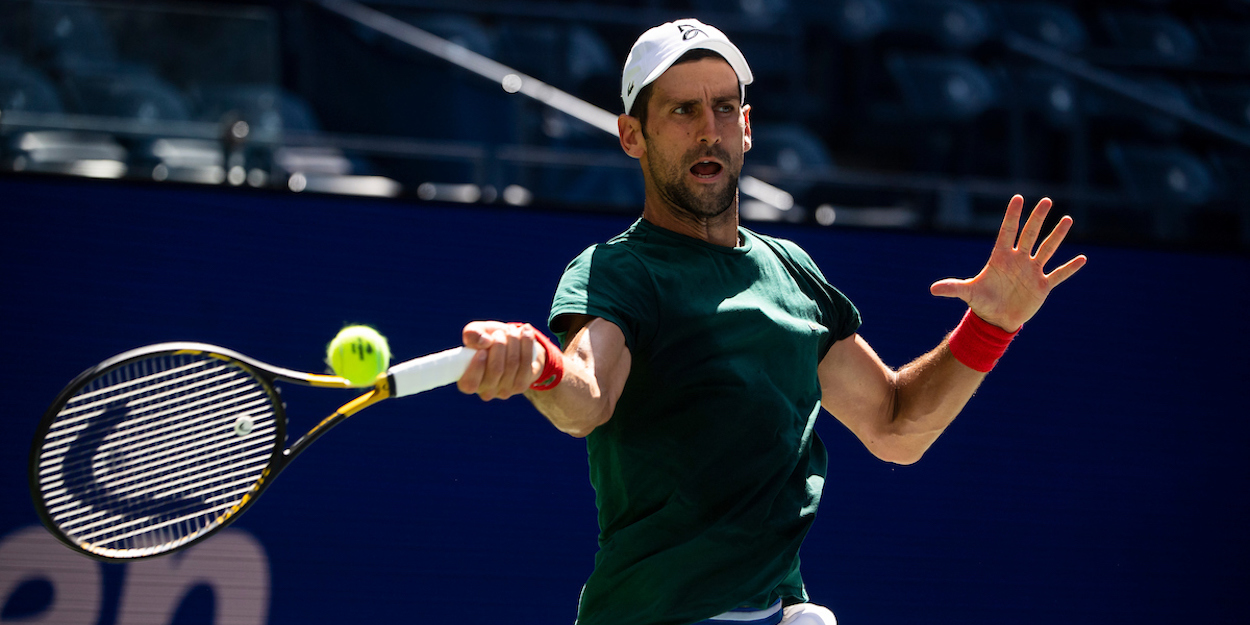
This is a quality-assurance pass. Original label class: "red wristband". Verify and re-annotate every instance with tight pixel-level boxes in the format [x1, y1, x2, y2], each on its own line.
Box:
[528, 328, 564, 391]
[506, 323, 564, 390]
[947, 309, 1019, 373]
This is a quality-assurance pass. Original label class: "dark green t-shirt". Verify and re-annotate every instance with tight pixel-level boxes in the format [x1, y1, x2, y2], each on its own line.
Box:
[549, 219, 860, 625]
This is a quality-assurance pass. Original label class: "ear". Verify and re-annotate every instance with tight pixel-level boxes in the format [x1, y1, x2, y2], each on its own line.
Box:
[618, 114, 645, 160]
[742, 104, 753, 153]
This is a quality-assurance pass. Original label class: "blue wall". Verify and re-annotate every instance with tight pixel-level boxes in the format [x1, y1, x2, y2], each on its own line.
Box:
[1, 176, 1247, 624]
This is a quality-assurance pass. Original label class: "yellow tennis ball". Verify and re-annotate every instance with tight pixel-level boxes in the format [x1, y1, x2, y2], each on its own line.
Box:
[327, 325, 391, 387]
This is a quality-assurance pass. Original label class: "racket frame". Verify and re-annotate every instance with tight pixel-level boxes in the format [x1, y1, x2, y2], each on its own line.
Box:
[28, 342, 389, 561]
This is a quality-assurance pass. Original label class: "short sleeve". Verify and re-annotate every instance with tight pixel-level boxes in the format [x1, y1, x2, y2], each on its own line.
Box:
[762, 236, 862, 353]
[548, 243, 657, 353]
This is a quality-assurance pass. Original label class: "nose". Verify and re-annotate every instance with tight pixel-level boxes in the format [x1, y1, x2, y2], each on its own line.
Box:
[696, 107, 721, 145]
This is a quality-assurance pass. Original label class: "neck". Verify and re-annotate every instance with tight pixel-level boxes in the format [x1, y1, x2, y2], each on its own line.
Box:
[641, 193, 741, 248]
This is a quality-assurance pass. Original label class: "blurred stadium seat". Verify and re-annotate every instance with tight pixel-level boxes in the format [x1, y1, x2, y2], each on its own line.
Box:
[566, 26, 615, 90]
[192, 84, 320, 135]
[30, 0, 118, 70]
[408, 13, 495, 58]
[1209, 151, 1250, 245]
[1005, 65, 1081, 128]
[692, 0, 793, 25]
[353, 10, 518, 144]
[494, 19, 617, 135]
[811, 0, 990, 48]
[838, 0, 892, 41]
[1105, 142, 1224, 243]
[0, 51, 133, 180]
[57, 67, 218, 183]
[1192, 83, 1250, 130]
[1192, 19, 1250, 68]
[1097, 10, 1199, 66]
[58, 64, 192, 122]
[747, 123, 835, 199]
[191, 83, 320, 177]
[750, 124, 836, 174]
[1106, 142, 1218, 207]
[496, 21, 614, 93]
[0, 54, 63, 113]
[1081, 77, 1194, 139]
[191, 83, 398, 196]
[991, 1, 1088, 53]
[892, 0, 992, 49]
[886, 53, 999, 120]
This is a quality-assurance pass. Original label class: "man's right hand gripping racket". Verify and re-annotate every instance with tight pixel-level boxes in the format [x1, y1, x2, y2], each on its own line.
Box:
[28, 341, 509, 561]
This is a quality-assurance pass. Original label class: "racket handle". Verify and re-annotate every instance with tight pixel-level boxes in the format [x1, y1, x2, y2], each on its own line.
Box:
[388, 347, 476, 397]
[387, 341, 545, 398]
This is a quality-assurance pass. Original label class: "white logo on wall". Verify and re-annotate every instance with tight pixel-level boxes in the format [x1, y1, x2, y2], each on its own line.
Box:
[0, 526, 270, 624]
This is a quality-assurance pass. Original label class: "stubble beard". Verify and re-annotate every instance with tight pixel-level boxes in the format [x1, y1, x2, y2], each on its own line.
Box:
[646, 143, 740, 222]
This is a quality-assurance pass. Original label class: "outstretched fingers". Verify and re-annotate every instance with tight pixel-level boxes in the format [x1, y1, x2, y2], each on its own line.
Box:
[1016, 196, 1053, 253]
[1044, 254, 1088, 289]
[1034, 214, 1074, 266]
[994, 195, 1025, 252]
[1029, 209, 1087, 289]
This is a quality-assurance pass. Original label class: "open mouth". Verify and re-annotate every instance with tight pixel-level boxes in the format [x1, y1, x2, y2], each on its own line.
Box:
[690, 160, 723, 179]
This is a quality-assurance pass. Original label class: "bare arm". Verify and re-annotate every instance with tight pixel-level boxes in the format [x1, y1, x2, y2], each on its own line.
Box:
[457, 315, 631, 438]
[821, 195, 1086, 464]
[819, 334, 983, 464]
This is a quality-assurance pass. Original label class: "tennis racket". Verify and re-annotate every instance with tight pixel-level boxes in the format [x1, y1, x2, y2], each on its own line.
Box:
[29, 341, 491, 561]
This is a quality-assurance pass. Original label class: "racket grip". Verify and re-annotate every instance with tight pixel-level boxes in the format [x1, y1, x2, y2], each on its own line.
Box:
[388, 347, 476, 397]
[387, 341, 545, 398]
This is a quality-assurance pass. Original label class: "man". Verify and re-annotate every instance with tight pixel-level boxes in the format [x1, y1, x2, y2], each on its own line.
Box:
[456, 19, 1086, 625]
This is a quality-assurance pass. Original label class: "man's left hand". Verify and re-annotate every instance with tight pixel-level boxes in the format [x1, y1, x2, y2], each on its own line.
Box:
[930, 195, 1087, 331]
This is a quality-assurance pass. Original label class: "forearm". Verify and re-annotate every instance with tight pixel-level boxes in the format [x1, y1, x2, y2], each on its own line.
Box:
[889, 309, 1022, 457]
[885, 341, 987, 461]
[821, 331, 991, 465]
[525, 340, 624, 438]
[526, 317, 630, 438]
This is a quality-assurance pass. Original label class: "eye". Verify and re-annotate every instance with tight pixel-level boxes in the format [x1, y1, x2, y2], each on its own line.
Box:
[673, 105, 689, 115]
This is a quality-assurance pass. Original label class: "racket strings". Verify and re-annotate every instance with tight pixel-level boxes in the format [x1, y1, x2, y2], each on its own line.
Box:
[41, 363, 257, 454]
[44, 368, 266, 487]
[36, 353, 280, 557]
[47, 383, 274, 486]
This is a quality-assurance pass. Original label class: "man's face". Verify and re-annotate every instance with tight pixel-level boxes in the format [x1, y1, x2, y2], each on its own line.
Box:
[639, 57, 751, 221]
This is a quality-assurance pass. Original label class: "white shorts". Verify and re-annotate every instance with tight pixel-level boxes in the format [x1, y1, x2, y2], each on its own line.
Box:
[780, 603, 837, 625]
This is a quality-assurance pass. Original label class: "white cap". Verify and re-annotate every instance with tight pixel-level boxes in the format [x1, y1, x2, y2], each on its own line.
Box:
[621, 18, 754, 116]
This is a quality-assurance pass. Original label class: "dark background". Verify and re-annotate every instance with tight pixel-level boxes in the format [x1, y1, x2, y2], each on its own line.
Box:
[1, 175, 1247, 624]
[3, 0, 1249, 252]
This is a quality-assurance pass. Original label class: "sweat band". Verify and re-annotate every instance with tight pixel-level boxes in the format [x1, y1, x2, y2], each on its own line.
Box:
[527, 327, 565, 391]
[947, 309, 1019, 373]
[505, 323, 565, 390]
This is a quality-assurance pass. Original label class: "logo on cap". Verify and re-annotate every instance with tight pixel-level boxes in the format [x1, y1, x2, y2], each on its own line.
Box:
[678, 24, 706, 40]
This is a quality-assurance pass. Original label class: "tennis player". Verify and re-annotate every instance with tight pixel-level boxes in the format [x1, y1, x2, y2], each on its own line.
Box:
[458, 18, 1086, 625]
